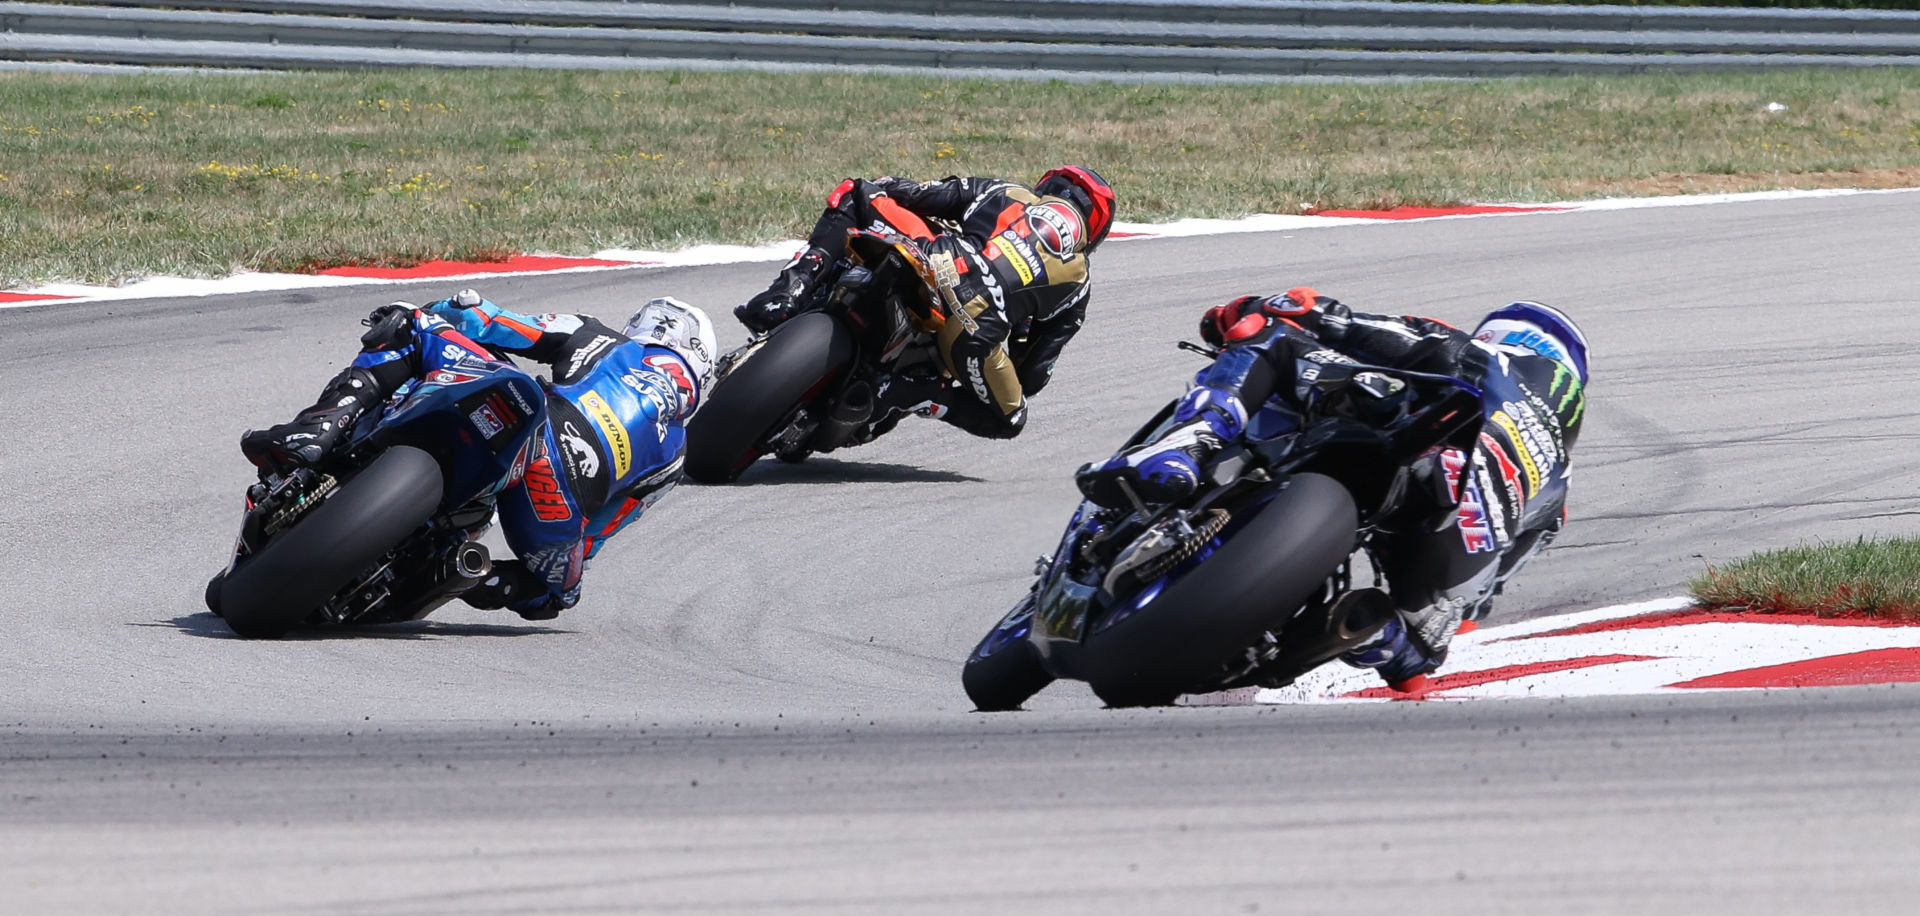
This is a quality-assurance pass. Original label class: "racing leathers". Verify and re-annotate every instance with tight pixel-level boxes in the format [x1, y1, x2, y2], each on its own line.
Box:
[241, 292, 692, 619]
[740, 175, 1094, 439]
[1076, 289, 1586, 689]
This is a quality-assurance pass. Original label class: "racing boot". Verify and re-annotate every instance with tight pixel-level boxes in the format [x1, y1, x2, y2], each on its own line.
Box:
[1075, 386, 1246, 508]
[1341, 598, 1469, 692]
[858, 372, 951, 442]
[240, 363, 402, 474]
[735, 246, 831, 334]
[463, 559, 545, 615]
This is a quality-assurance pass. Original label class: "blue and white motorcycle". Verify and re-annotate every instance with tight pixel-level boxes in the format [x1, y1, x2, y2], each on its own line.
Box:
[962, 345, 1489, 709]
[207, 317, 546, 638]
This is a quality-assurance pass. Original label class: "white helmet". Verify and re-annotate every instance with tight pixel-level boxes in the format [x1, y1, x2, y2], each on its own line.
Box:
[623, 296, 717, 418]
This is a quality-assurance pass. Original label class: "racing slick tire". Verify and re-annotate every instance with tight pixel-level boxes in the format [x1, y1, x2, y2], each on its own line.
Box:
[1081, 472, 1358, 707]
[684, 311, 855, 484]
[218, 446, 443, 638]
[962, 596, 1055, 712]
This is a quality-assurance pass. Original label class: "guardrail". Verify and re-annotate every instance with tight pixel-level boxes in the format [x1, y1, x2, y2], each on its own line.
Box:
[4, 0, 1918, 79]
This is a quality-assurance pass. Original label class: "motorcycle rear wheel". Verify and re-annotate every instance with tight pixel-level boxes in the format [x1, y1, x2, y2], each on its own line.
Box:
[1081, 472, 1358, 707]
[684, 311, 855, 484]
[218, 446, 443, 638]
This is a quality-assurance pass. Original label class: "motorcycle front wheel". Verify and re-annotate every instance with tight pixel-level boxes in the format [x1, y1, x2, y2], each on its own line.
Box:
[218, 446, 443, 638]
[962, 596, 1054, 712]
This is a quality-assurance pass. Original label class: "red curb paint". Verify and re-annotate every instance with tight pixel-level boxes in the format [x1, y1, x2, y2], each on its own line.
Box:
[1499, 609, 1913, 643]
[1308, 205, 1571, 220]
[318, 254, 645, 280]
[1668, 647, 1920, 689]
[0, 292, 74, 303]
[1107, 231, 1154, 239]
[1343, 653, 1661, 699]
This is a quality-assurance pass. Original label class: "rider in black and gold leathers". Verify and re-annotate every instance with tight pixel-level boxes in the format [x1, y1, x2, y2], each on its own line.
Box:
[737, 167, 1116, 440]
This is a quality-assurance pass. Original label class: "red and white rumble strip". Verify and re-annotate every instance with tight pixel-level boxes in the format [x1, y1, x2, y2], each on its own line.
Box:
[1242, 597, 1920, 704]
[6, 186, 1916, 309]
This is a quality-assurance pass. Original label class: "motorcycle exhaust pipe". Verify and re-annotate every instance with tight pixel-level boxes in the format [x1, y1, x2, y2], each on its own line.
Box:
[448, 541, 491, 581]
[1258, 587, 1396, 679]
[811, 380, 875, 453]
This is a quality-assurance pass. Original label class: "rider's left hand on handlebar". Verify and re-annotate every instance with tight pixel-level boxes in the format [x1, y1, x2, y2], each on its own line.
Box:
[360, 302, 416, 351]
[1201, 296, 1271, 348]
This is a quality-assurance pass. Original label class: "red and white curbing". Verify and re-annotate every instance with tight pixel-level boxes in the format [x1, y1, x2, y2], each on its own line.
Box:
[1238, 597, 1920, 704]
[7, 186, 1916, 310]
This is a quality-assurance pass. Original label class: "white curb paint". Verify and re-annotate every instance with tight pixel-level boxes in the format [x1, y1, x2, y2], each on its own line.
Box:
[7, 185, 1916, 310]
[1240, 596, 1920, 704]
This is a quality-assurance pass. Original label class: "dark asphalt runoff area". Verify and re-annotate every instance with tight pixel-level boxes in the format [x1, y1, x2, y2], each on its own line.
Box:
[5, 191, 1920, 913]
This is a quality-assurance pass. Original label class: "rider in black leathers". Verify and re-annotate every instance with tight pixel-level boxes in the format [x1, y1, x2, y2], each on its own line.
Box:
[1076, 288, 1589, 691]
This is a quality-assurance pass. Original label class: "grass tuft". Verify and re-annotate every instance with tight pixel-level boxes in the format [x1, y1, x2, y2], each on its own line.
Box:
[1689, 538, 1920, 621]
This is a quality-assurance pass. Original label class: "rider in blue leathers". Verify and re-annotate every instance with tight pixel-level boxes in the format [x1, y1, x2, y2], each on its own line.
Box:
[241, 289, 716, 619]
[1075, 289, 1588, 691]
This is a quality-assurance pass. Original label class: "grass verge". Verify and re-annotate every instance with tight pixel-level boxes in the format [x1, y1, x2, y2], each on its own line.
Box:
[1690, 538, 1920, 620]
[1, 67, 1918, 286]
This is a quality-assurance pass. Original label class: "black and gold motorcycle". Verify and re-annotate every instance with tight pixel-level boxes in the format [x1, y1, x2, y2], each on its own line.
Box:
[683, 226, 954, 484]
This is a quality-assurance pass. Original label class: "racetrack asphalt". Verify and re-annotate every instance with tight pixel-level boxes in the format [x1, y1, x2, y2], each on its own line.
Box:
[5, 191, 1920, 913]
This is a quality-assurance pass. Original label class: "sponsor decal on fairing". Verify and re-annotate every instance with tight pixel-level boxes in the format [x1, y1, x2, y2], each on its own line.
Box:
[469, 403, 506, 438]
[428, 369, 484, 386]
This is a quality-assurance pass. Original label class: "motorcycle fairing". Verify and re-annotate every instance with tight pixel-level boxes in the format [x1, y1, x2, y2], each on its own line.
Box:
[362, 320, 547, 512]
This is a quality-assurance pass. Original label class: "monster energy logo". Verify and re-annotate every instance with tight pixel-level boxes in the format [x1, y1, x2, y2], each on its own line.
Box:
[1550, 363, 1586, 428]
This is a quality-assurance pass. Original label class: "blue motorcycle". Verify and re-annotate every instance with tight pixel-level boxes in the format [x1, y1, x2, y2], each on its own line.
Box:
[962, 345, 1489, 709]
[207, 317, 546, 638]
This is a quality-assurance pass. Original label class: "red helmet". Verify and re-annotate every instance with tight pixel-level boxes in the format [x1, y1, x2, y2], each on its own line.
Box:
[1034, 165, 1115, 255]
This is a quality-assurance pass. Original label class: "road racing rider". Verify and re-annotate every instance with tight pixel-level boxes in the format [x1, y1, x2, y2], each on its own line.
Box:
[241, 289, 716, 620]
[1074, 288, 1588, 691]
[736, 167, 1116, 440]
